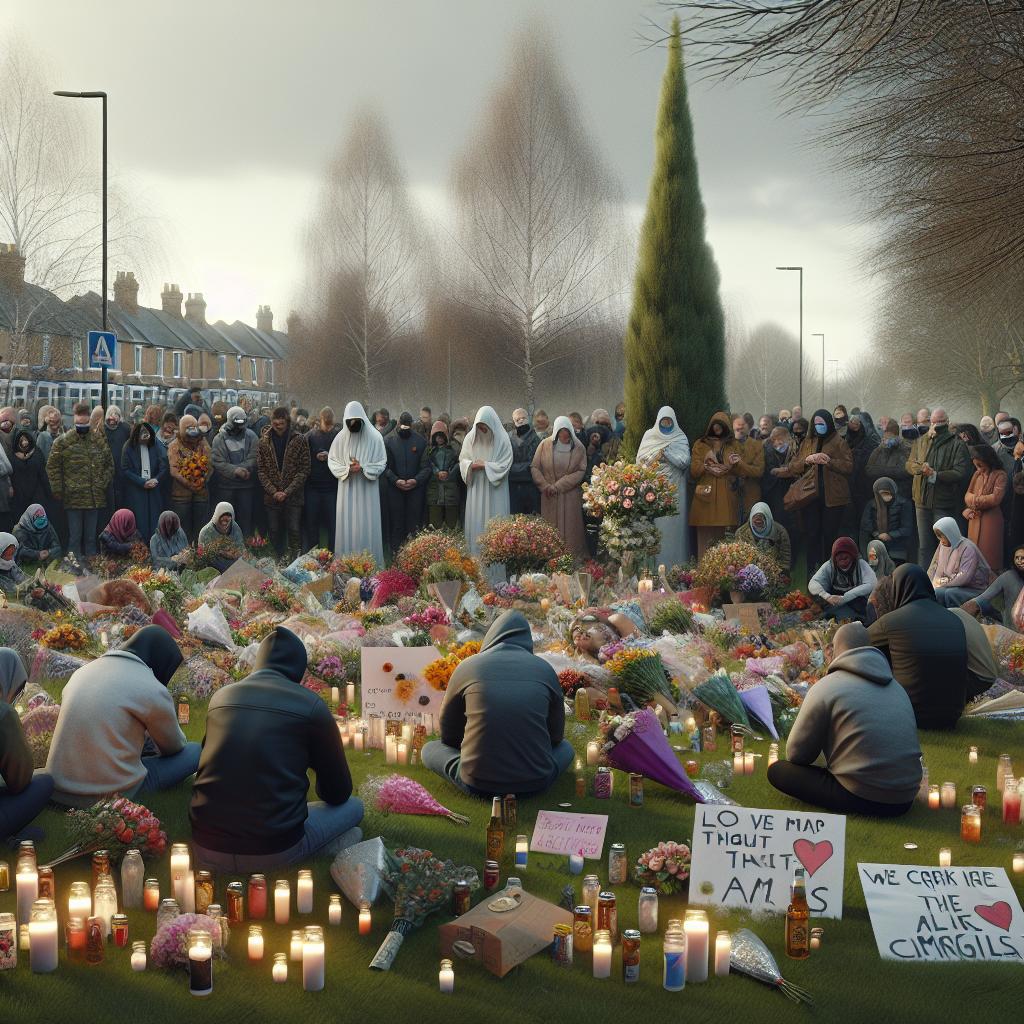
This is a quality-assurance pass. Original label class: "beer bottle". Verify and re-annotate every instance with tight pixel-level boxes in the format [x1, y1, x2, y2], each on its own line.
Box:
[486, 797, 505, 862]
[785, 867, 810, 960]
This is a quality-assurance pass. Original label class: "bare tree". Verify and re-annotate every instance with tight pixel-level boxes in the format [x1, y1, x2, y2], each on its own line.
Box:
[302, 109, 425, 410]
[727, 319, 822, 415]
[449, 25, 626, 409]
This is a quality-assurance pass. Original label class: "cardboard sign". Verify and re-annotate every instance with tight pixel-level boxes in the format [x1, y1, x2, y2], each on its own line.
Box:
[689, 805, 846, 919]
[529, 810, 608, 860]
[723, 602, 772, 632]
[859, 863, 1024, 963]
[359, 646, 444, 721]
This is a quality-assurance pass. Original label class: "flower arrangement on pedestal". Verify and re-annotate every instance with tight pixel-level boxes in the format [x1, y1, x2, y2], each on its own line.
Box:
[691, 540, 785, 604]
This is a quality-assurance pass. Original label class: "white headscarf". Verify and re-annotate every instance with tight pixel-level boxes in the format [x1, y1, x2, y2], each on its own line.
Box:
[551, 415, 583, 453]
[209, 501, 235, 533]
[933, 516, 964, 550]
[328, 401, 387, 482]
[637, 406, 688, 463]
[0, 532, 18, 571]
[460, 406, 513, 485]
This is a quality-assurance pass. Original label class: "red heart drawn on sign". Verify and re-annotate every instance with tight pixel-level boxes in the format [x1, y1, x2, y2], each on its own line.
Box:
[975, 901, 1012, 931]
[792, 839, 834, 877]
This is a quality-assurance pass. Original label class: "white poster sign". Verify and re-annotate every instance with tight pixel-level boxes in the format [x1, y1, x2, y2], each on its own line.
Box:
[359, 646, 443, 721]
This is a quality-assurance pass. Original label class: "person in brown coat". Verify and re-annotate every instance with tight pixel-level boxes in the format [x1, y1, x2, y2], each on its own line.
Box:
[257, 406, 311, 560]
[531, 416, 587, 556]
[963, 444, 1007, 571]
[781, 409, 853, 576]
[732, 414, 766, 520]
[166, 414, 214, 544]
[689, 411, 744, 558]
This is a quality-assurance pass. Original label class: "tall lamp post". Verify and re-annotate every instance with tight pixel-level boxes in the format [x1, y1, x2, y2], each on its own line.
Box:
[812, 332, 825, 408]
[775, 266, 803, 410]
[53, 89, 108, 410]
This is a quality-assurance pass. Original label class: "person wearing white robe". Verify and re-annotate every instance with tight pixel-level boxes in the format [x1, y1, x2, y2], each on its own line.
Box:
[328, 401, 387, 565]
[460, 406, 513, 577]
[637, 405, 691, 566]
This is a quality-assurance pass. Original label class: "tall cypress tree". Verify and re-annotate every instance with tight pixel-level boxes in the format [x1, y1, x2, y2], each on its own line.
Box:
[624, 17, 726, 456]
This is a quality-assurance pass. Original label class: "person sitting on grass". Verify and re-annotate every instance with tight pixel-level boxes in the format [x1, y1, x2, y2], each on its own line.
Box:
[927, 516, 994, 608]
[189, 627, 363, 872]
[962, 544, 1024, 629]
[149, 510, 190, 570]
[767, 622, 921, 817]
[98, 508, 144, 558]
[45, 626, 200, 806]
[0, 533, 27, 596]
[12, 504, 61, 568]
[0, 648, 54, 841]
[734, 501, 791, 570]
[422, 610, 574, 797]
[196, 501, 245, 572]
[808, 537, 876, 623]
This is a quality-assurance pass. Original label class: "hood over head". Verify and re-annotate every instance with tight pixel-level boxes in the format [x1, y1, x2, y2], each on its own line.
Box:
[637, 405, 687, 462]
[703, 410, 732, 438]
[866, 539, 895, 577]
[106, 509, 137, 542]
[748, 501, 774, 538]
[811, 409, 836, 438]
[253, 626, 308, 682]
[18, 503, 48, 533]
[891, 562, 936, 608]
[481, 610, 534, 653]
[551, 415, 583, 451]
[873, 476, 897, 498]
[158, 510, 182, 539]
[831, 536, 859, 565]
[933, 516, 963, 549]
[210, 501, 235, 530]
[827, 624, 893, 685]
[0, 647, 27, 703]
[13, 427, 35, 453]
[0, 532, 18, 570]
[429, 420, 449, 443]
[118, 625, 183, 686]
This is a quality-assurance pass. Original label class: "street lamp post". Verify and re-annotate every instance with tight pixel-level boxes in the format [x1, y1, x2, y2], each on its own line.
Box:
[812, 333, 825, 408]
[53, 90, 108, 410]
[775, 266, 803, 410]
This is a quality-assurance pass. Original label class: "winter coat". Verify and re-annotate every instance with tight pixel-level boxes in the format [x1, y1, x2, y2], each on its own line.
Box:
[167, 435, 213, 502]
[907, 430, 971, 510]
[859, 486, 913, 561]
[734, 436, 765, 516]
[257, 426, 310, 508]
[384, 429, 430, 491]
[508, 427, 541, 514]
[689, 412, 744, 528]
[422, 440, 460, 508]
[210, 424, 259, 493]
[782, 428, 854, 509]
[121, 442, 169, 541]
[10, 430, 52, 521]
[46, 428, 113, 510]
[104, 422, 131, 500]
[846, 428, 875, 514]
[865, 438, 914, 501]
[531, 436, 587, 556]
[13, 507, 61, 564]
[734, 519, 792, 571]
[964, 467, 1007, 570]
[928, 518, 994, 593]
[305, 425, 341, 492]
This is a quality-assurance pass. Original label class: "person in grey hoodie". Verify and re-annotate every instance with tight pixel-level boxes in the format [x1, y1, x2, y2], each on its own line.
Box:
[0, 649, 54, 839]
[767, 622, 922, 816]
[422, 610, 574, 797]
[210, 406, 258, 537]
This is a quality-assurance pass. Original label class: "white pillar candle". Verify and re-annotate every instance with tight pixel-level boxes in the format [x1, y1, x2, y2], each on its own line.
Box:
[297, 870, 313, 914]
[714, 930, 731, 977]
[16, 865, 38, 938]
[586, 740, 600, 766]
[397, 741, 409, 765]
[568, 854, 584, 875]
[353, 730, 365, 752]
[1013, 852, 1024, 874]
[272, 954, 288, 982]
[67, 882, 92, 923]
[28, 900, 58, 973]
[928, 785, 940, 809]
[940, 781, 957, 809]
[346, 683, 355, 707]
[743, 752, 755, 775]
[385, 735, 398, 765]
[181, 871, 196, 914]
[358, 901, 371, 935]
[290, 929, 304, 962]
[328, 895, 342, 925]
[248, 925, 264, 961]
[439, 958, 454, 994]
[939, 848, 952, 867]
[331, 686, 340, 705]
[592, 929, 612, 979]
[768, 743, 779, 767]
[170, 844, 190, 885]
[401, 723, 412, 743]
[684, 910, 709, 983]
[274, 880, 290, 925]
[968, 746, 978, 764]
[810, 928, 823, 950]
[302, 926, 325, 992]
[188, 935, 213, 996]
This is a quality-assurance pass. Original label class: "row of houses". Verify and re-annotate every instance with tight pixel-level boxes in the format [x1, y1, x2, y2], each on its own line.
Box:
[0, 243, 289, 415]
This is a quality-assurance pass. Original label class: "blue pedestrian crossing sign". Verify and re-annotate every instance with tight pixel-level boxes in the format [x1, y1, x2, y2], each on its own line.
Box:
[87, 330, 118, 369]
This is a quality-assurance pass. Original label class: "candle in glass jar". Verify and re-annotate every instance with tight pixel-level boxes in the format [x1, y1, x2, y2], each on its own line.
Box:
[714, 931, 731, 977]
[960, 804, 981, 843]
[16, 863, 38, 944]
[939, 847, 952, 867]
[66, 916, 87, 961]
[143, 879, 160, 912]
[515, 835, 529, 869]
[928, 784, 940, 809]
[272, 952, 288, 982]
[743, 752, 755, 775]
[248, 924, 264, 961]
[289, 929, 304, 962]
[397, 741, 409, 765]
[188, 928, 213, 997]
[810, 927, 823, 950]
[111, 913, 129, 948]
[592, 929, 612, 979]
[248, 874, 267, 919]
[1004, 778, 1022, 824]
[28, 899, 58, 973]
[568, 853, 584, 876]
[968, 745, 978, 764]
[328, 894, 342, 925]
[638, 577, 653, 594]
[274, 880, 290, 925]
[385, 735, 397, 764]
[302, 926, 325, 992]
[346, 683, 355, 707]
[181, 871, 196, 914]
[940, 781, 957, 809]
[768, 743, 779, 767]
[439, 957, 454, 994]
[401, 722, 413, 743]
[358, 900, 372, 935]
[331, 686, 340, 705]
[732, 751, 744, 775]
[67, 880, 91, 922]
[638, 887, 658, 934]
[1013, 852, 1024, 874]
[586, 740, 600, 766]
[353, 729, 365, 752]
[170, 843, 190, 885]
[297, 870, 313, 914]
[131, 941, 147, 971]
[684, 910, 710, 983]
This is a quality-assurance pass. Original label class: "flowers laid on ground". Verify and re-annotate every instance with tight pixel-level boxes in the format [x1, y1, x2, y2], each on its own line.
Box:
[691, 540, 785, 600]
[369, 568, 418, 607]
[779, 590, 814, 612]
[37, 621, 90, 650]
[196, 534, 244, 569]
[735, 563, 768, 596]
[647, 600, 694, 636]
[177, 447, 210, 491]
[558, 667, 592, 697]
[422, 640, 481, 692]
[231, 619, 276, 646]
[332, 550, 378, 579]
[21, 703, 60, 767]
[46, 796, 169, 868]
[1005, 637, 1024, 674]
[362, 774, 471, 824]
[245, 533, 270, 559]
[151, 912, 227, 969]
[394, 531, 470, 582]
[605, 647, 677, 710]
[258, 577, 297, 612]
[478, 515, 567, 576]
[634, 840, 692, 894]
[125, 567, 186, 619]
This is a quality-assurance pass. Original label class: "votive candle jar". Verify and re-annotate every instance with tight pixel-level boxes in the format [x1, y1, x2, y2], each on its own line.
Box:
[638, 887, 659, 934]
[274, 879, 290, 924]
[439, 957, 454, 994]
[939, 848, 952, 867]
[329, 894, 342, 925]
[290, 929, 304, 962]
[941, 781, 957, 809]
[143, 879, 160, 912]
[272, 952, 288, 982]
[68, 881, 91, 923]
[960, 804, 981, 844]
[1003, 778, 1022, 824]
[714, 930, 731, 977]
[66, 916, 87, 962]
[248, 925, 264, 961]
[131, 941, 147, 971]
[28, 899, 58, 973]
[188, 928, 213, 997]
[248, 874, 267, 920]
[968, 746, 978, 764]
[358, 901, 371, 936]
[302, 925, 325, 992]
[297, 870, 313, 914]
[928, 784, 940, 810]
[586, 740, 600, 766]
[1012, 852, 1024, 874]
[592, 929, 612, 979]
[684, 909, 710, 983]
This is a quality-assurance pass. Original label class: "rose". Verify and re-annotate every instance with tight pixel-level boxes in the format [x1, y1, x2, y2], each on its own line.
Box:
[648, 856, 664, 872]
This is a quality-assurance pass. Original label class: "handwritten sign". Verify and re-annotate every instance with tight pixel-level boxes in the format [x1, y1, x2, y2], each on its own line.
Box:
[689, 805, 846, 919]
[359, 647, 443, 721]
[859, 863, 1024, 963]
[529, 811, 608, 860]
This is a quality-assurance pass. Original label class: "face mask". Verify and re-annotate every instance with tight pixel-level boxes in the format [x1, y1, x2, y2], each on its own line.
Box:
[659, 424, 674, 435]
[932, 422, 948, 434]
[884, 437, 899, 448]
[32, 516, 47, 529]
[398, 425, 411, 435]
[774, 444, 788, 454]
[1000, 434, 1015, 448]
[881, 493, 893, 503]
[75, 423, 90, 434]
[815, 423, 828, 436]
[432, 435, 446, 446]
[901, 428, 917, 440]
[186, 428, 200, 438]
[347, 420, 362, 433]
[833, 417, 847, 429]
[778, 419, 791, 428]
[918, 424, 929, 436]
[516, 423, 530, 436]
[199, 426, 210, 435]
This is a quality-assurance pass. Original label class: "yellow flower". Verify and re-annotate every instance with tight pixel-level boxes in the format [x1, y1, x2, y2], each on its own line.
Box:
[395, 677, 416, 701]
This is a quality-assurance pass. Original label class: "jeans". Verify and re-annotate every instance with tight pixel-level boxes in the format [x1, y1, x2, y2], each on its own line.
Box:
[768, 761, 914, 818]
[267, 502, 303, 558]
[191, 798, 365, 873]
[421, 739, 576, 798]
[934, 586, 981, 608]
[304, 487, 337, 551]
[173, 496, 210, 545]
[0, 772, 54, 839]
[133, 742, 203, 794]
[66, 508, 99, 558]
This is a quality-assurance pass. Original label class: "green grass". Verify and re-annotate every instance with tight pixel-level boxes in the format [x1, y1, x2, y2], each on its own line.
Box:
[3, 703, 1022, 1024]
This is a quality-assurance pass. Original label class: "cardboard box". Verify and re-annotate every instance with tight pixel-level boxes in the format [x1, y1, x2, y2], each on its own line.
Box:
[722, 601, 772, 632]
[438, 891, 572, 977]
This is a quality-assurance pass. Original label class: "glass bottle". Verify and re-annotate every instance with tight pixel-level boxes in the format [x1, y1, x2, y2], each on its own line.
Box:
[573, 905, 593, 953]
[301, 925, 325, 992]
[66, 915, 87, 962]
[144, 878, 161, 912]
[92, 877, 118, 939]
[188, 928, 213, 996]
[622, 929, 641, 983]
[131, 940, 147, 971]
[638, 887, 659, 934]
[960, 804, 982, 843]
[574, 687, 590, 722]
[486, 796, 505, 862]
[663, 924, 686, 991]
[582, 874, 601, 923]
[157, 897, 181, 931]
[17, 840, 36, 871]
[226, 882, 244, 924]
[177, 694, 191, 725]
[85, 916, 104, 964]
[207, 904, 226, 951]
[91, 850, 111, 889]
[0, 860, 8, 892]
[702, 724, 717, 752]
[111, 913, 129, 948]
[36, 866, 54, 901]
[608, 843, 627, 885]
[785, 867, 810, 960]
[996, 753, 1012, 793]
[194, 870, 214, 915]
[120, 849, 145, 909]
[1004, 777, 1022, 825]
[248, 874, 267, 919]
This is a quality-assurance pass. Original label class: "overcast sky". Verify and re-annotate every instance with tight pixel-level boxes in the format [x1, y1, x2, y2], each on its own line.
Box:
[2, 0, 873, 372]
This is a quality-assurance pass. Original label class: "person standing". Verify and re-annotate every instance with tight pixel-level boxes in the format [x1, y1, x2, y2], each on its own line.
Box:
[422, 421, 460, 529]
[10, 428, 51, 524]
[303, 407, 340, 550]
[383, 412, 430, 553]
[963, 444, 1007, 571]
[689, 411, 741, 559]
[531, 416, 587, 556]
[257, 406, 310, 560]
[507, 409, 541, 516]
[532, 410, 551, 441]
[120, 422, 168, 541]
[328, 402, 387, 565]
[731, 414, 765, 522]
[460, 407, 512, 570]
[637, 406, 691, 565]
[763, 425, 795, 537]
[34, 406, 64, 461]
[413, 406, 433, 439]
[167, 414, 213, 545]
[103, 406, 131, 510]
[211, 406, 258, 538]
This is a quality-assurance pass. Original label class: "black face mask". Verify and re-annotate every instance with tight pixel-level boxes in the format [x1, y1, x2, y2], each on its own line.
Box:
[917, 424, 929, 436]
[834, 417, 847, 429]
[432, 434, 446, 446]
[516, 423, 530, 437]
[398, 425, 411, 436]
[901, 428, 917, 440]
[75, 424, 90, 434]
[347, 419, 362, 433]
[1000, 434, 1016, 448]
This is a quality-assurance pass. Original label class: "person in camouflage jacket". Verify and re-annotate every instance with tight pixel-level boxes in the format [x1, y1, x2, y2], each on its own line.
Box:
[257, 407, 310, 558]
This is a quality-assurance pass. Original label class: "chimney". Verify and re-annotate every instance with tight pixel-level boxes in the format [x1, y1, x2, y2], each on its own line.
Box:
[161, 282, 183, 317]
[184, 291, 207, 326]
[286, 309, 300, 335]
[256, 304, 274, 332]
[113, 270, 139, 313]
[0, 243, 26, 292]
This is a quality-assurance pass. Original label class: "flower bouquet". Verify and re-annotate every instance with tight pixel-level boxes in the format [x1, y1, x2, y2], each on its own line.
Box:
[369, 846, 479, 970]
[362, 774, 470, 824]
[779, 590, 813, 612]
[177, 447, 210, 491]
[604, 647, 678, 716]
[600, 708, 703, 801]
[735, 563, 768, 598]
[422, 640, 480, 693]
[43, 796, 168, 868]
[634, 841, 691, 895]
[36, 621, 90, 651]
[394, 530, 470, 582]
[692, 540, 785, 601]
[693, 670, 752, 728]
[331, 550, 378, 579]
[21, 703, 60, 768]
[258, 577, 297, 612]
[245, 532, 270, 560]
[369, 568, 418, 608]
[150, 913, 228, 969]
[478, 515, 567, 576]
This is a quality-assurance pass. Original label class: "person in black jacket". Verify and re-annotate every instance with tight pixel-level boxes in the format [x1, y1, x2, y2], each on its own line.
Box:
[10, 428, 52, 523]
[189, 627, 362, 872]
[303, 407, 341, 550]
[860, 476, 912, 564]
[867, 563, 969, 730]
[508, 409, 541, 515]
[382, 411, 430, 553]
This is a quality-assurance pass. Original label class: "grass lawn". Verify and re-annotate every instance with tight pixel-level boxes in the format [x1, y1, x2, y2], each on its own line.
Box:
[2, 698, 1022, 1024]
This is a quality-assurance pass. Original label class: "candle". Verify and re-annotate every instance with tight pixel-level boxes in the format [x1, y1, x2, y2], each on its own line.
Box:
[397, 740, 409, 765]
[684, 909, 709, 983]
[28, 899, 58, 973]
[346, 683, 355, 707]
[1004, 778, 1022, 824]
[732, 751, 744, 775]
[960, 804, 981, 843]
[515, 835, 529, 869]
[568, 853, 584, 876]
[143, 879, 160, 912]
[181, 871, 196, 914]
[331, 686, 340, 705]
[328, 894, 342, 925]
[638, 887, 659, 934]
[385, 735, 398, 764]
[188, 928, 213, 997]
[663, 925, 686, 991]
[302, 926, 325, 992]
[940, 781, 957, 809]
[928, 784, 940, 809]
[768, 742, 779, 767]
[939, 848, 952, 867]
[353, 729, 365, 752]
[586, 740, 600, 766]
[92, 878, 118, 939]
[248, 874, 267, 919]
[16, 864, 38, 945]
[401, 722, 413, 743]
[131, 941, 147, 971]
[810, 927, 823, 950]
[170, 843, 190, 885]
[968, 745, 978, 764]
[743, 751, 755, 775]
[67, 880, 91, 923]
[714, 930, 731, 977]
[274, 879, 290, 925]
[540, 597, 550, 613]
[592, 928, 612, 979]
[685, 716, 696, 733]
[66, 916, 87, 961]
[358, 901, 371, 936]
[439, 957, 455, 994]
[290, 929, 304, 961]
[297, 870, 313, 914]
[1013, 852, 1024, 874]
[248, 924, 264, 960]
[272, 952, 288, 982]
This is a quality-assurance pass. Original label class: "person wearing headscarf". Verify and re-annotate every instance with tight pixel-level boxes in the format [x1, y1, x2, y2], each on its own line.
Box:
[927, 516, 994, 607]
[460, 406, 513, 576]
[99, 508, 144, 557]
[150, 510, 190, 570]
[868, 563, 969, 729]
[35, 405, 64, 461]
[866, 538, 896, 579]
[10, 427, 52, 522]
[963, 444, 1007, 571]
[639, 406, 692, 565]
[13, 504, 61, 566]
[328, 401, 387, 564]
[767, 623, 921, 817]
[120, 421, 168, 540]
[103, 405, 131, 509]
[0, 422, 12, 534]
[0, 407, 16, 459]
[46, 625, 200, 806]
[190, 627, 362, 871]
[421, 611, 574, 797]
[809, 537, 876, 623]
[303, 407, 341, 550]
[197, 500, 246, 570]
[211, 405, 258, 537]
[979, 414, 999, 447]
[167, 413, 213, 544]
[383, 411, 430, 553]
[507, 409, 541, 516]
[0, 648, 54, 840]
[531, 416, 587, 556]
[421, 420, 460, 529]
[963, 545, 1024, 629]
[0, 533, 26, 595]
[735, 501, 791, 570]
[859, 476, 911, 564]
[779, 409, 854, 576]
